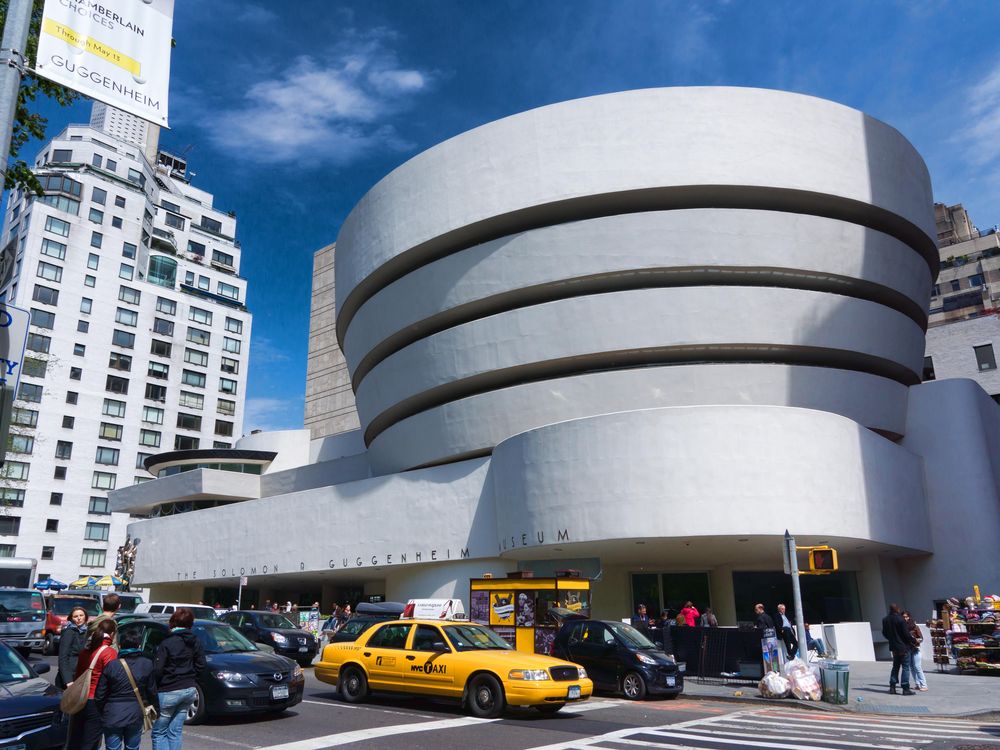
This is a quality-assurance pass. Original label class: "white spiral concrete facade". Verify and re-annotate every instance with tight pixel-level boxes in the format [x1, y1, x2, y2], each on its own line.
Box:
[334, 87, 936, 473]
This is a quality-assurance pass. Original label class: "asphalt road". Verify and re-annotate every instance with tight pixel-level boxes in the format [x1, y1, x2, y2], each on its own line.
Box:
[28, 654, 1000, 750]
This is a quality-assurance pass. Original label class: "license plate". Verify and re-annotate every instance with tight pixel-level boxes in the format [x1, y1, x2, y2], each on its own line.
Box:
[271, 685, 289, 700]
[3, 743, 26, 750]
[567, 685, 581, 699]
[298, 646, 308, 652]
[666, 676, 676, 687]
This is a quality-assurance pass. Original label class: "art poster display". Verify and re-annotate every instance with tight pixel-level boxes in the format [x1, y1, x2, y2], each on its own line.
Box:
[469, 590, 489, 625]
[490, 591, 515, 625]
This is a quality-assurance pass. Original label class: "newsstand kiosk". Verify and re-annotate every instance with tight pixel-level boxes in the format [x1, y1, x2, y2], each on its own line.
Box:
[470, 574, 592, 655]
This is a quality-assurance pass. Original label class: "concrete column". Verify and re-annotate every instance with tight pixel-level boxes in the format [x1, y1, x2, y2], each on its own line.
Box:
[591, 567, 631, 621]
[709, 565, 737, 626]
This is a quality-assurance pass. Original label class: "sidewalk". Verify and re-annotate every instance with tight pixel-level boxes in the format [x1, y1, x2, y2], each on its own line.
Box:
[683, 661, 1000, 718]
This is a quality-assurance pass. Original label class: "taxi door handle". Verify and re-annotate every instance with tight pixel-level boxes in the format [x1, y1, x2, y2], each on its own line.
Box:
[406, 655, 416, 661]
[363, 652, 371, 657]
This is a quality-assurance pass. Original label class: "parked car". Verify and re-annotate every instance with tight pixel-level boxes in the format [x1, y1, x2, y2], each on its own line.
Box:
[134, 603, 218, 620]
[218, 611, 316, 666]
[0, 589, 47, 657]
[117, 618, 304, 723]
[551, 619, 685, 700]
[0, 639, 67, 749]
[315, 618, 592, 717]
[69, 590, 143, 613]
[42, 595, 101, 655]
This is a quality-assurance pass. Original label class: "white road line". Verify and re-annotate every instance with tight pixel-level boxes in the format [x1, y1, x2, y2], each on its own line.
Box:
[300, 699, 437, 719]
[726, 715, 994, 738]
[525, 710, 749, 750]
[673, 726, 925, 749]
[757, 710, 997, 728]
[256, 716, 498, 750]
[642, 729, 916, 750]
[184, 731, 257, 749]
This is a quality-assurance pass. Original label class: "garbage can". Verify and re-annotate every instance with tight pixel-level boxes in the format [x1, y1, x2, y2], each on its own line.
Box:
[820, 660, 850, 704]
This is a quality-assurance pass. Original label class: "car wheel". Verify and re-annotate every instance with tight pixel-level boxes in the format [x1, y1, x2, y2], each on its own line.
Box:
[42, 635, 55, 656]
[185, 685, 206, 725]
[339, 666, 368, 703]
[467, 673, 505, 719]
[536, 704, 564, 715]
[622, 671, 647, 700]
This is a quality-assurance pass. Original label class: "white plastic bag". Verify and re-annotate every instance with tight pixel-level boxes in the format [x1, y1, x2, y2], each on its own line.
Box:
[758, 671, 791, 698]
[782, 657, 822, 700]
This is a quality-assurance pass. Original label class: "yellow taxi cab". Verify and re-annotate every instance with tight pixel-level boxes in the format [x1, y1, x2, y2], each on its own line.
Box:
[314, 617, 593, 717]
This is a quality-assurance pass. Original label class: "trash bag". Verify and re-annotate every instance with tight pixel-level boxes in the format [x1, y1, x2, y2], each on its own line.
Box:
[758, 671, 791, 698]
[782, 657, 822, 700]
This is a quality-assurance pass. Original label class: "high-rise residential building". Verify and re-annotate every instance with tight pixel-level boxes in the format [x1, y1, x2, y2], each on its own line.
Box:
[0, 105, 252, 585]
[935, 202, 980, 248]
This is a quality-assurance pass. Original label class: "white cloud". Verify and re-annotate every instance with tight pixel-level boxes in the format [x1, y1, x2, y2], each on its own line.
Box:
[243, 396, 303, 433]
[250, 337, 291, 365]
[203, 39, 430, 165]
[954, 62, 1000, 168]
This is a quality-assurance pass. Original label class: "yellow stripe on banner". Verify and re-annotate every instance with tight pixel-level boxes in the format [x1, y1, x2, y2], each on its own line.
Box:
[42, 17, 141, 76]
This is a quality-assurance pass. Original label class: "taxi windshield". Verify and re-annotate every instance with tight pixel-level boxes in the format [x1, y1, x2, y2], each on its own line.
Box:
[443, 624, 513, 651]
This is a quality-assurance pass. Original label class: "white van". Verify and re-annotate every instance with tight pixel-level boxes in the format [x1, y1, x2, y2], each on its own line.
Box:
[134, 603, 218, 620]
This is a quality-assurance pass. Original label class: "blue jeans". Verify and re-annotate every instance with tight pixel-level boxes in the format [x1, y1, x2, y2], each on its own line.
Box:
[909, 647, 927, 688]
[152, 687, 197, 750]
[889, 648, 911, 689]
[104, 722, 142, 750]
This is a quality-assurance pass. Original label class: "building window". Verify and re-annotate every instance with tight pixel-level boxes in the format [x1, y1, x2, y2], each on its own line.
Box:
[55, 440, 72, 459]
[119, 286, 141, 304]
[90, 231, 102, 248]
[80, 549, 106, 568]
[80, 297, 92, 314]
[97, 424, 125, 442]
[89, 208, 103, 224]
[174, 435, 200, 450]
[222, 337, 241, 354]
[50, 493, 62, 505]
[184, 348, 208, 367]
[92, 153, 102, 167]
[105, 375, 129, 394]
[107, 159, 117, 172]
[212, 250, 234, 267]
[112, 329, 135, 348]
[142, 406, 163, 424]
[115, 308, 138, 327]
[127, 168, 143, 185]
[156, 297, 176, 315]
[61, 415, 74, 429]
[22, 358, 46, 377]
[95, 447, 119, 466]
[26, 333, 51, 353]
[84, 274, 96, 287]
[951, 280, 961, 292]
[115, 195, 125, 208]
[92, 472, 116, 490]
[89, 496, 110, 514]
[77, 320, 89, 333]
[138, 429, 161, 448]
[45, 519, 58, 532]
[87, 253, 100, 270]
[198, 275, 209, 291]
[219, 378, 238, 395]
[52, 148, 72, 162]
[112, 216, 123, 229]
[66, 391, 78, 404]
[7, 435, 33, 454]
[179, 391, 203, 409]
[974, 344, 997, 372]
[135, 453, 151, 470]
[152, 318, 174, 336]
[36, 260, 62, 282]
[30, 308, 55, 329]
[119, 263, 133, 280]
[217, 282, 239, 300]
[147, 361, 169, 379]
[186, 327, 210, 346]
[923, 356, 936, 382]
[148, 255, 177, 288]
[0, 489, 24, 507]
[69, 366, 82, 381]
[215, 420, 234, 437]
[91, 186, 107, 205]
[41, 546, 54, 560]
[0, 545, 15, 557]
[44, 215, 70, 237]
[176, 412, 202, 431]
[217, 400, 235, 417]
[102, 398, 126, 418]
[150, 339, 172, 357]
[220, 357, 238, 374]
[144, 383, 167, 402]
[73, 343, 85, 356]
[32, 284, 59, 305]
[200, 216, 223, 233]
[1, 462, 28, 481]
[108, 352, 132, 371]
[182, 370, 206, 388]
[187, 240, 205, 257]
[189, 307, 212, 325]
[0, 516, 21, 535]
[224, 317, 243, 334]
[11, 408, 38, 427]
[17, 382, 42, 403]
[53, 466, 66, 480]
[122, 241, 136, 259]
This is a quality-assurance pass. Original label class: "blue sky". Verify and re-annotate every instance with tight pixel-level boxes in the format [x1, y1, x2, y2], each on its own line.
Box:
[23, 0, 1000, 431]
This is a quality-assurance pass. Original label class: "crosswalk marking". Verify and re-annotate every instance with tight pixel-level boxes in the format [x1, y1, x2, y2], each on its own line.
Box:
[677, 725, 930, 748]
[257, 716, 498, 750]
[725, 714, 995, 738]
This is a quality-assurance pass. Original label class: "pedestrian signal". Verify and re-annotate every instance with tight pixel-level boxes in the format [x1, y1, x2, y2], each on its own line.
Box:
[809, 547, 838, 573]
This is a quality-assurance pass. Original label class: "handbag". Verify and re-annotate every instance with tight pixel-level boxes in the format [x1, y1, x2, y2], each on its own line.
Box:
[59, 645, 107, 715]
[120, 660, 158, 732]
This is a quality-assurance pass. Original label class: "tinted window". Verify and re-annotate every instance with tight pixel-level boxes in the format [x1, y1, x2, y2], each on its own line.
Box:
[412, 625, 448, 652]
[52, 597, 100, 616]
[0, 644, 33, 682]
[256, 613, 295, 628]
[117, 595, 141, 613]
[443, 624, 513, 651]
[193, 623, 256, 653]
[366, 623, 411, 649]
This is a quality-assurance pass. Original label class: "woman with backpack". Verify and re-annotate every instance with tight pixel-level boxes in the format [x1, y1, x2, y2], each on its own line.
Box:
[67, 618, 118, 750]
[95, 626, 154, 750]
[57, 606, 89, 690]
[151, 608, 205, 750]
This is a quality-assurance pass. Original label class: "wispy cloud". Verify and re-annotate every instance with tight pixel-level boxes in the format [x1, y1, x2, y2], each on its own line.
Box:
[201, 34, 431, 165]
[243, 396, 303, 433]
[250, 336, 292, 365]
[953, 62, 1000, 169]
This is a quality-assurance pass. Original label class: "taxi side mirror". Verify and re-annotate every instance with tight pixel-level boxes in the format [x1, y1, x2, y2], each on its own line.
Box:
[432, 642, 449, 652]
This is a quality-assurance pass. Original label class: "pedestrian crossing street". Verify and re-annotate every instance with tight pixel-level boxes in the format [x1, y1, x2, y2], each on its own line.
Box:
[529, 707, 1000, 750]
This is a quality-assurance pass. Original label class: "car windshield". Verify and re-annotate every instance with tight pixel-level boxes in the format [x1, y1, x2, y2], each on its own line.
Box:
[607, 621, 658, 649]
[51, 597, 100, 616]
[194, 623, 257, 653]
[443, 624, 513, 651]
[117, 595, 141, 613]
[256, 613, 295, 629]
[0, 591, 44, 620]
[0, 644, 33, 682]
[189, 606, 217, 620]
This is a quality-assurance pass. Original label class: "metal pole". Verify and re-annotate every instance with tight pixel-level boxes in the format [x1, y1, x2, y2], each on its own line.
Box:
[237, 579, 243, 610]
[0, 0, 32, 184]
[785, 530, 809, 660]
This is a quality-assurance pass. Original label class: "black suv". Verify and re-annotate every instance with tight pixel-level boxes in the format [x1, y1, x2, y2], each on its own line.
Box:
[219, 611, 316, 666]
[552, 619, 685, 700]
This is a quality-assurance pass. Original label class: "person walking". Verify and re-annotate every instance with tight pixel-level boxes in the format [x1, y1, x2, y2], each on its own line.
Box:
[152, 608, 206, 750]
[700, 607, 718, 627]
[57, 606, 89, 689]
[882, 603, 916, 695]
[903, 610, 928, 691]
[775, 603, 798, 659]
[679, 601, 700, 627]
[67, 619, 118, 750]
[95, 627, 154, 750]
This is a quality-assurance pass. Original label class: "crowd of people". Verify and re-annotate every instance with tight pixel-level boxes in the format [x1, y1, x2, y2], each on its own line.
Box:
[58, 594, 206, 750]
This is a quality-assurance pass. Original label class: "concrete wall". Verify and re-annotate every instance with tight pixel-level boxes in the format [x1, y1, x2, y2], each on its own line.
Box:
[925, 315, 1000, 396]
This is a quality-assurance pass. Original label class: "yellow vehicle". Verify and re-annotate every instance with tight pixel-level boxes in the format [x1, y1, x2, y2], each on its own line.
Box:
[314, 617, 593, 717]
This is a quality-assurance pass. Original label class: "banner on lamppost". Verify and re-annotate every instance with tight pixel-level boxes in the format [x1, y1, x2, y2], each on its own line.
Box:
[35, 0, 174, 127]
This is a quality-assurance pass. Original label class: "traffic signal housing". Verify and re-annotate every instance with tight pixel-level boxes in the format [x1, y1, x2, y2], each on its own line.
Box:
[809, 547, 838, 573]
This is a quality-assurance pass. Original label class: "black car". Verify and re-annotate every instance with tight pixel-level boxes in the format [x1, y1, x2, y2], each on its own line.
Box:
[0, 641, 66, 749]
[218, 611, 316, 666]
[118, 618, 305, 723]
[552, 619, 685, 700]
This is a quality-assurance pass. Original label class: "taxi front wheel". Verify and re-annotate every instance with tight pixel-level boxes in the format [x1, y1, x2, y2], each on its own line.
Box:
[339, 666, 368, 703]
[467, 674, 505, 719]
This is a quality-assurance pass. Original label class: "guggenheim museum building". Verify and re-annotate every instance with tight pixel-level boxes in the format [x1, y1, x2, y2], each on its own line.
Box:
[112, 87, 1000, 631]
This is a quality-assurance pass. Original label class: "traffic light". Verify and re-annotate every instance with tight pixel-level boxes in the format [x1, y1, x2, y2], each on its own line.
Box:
[808, 547, 838, 573]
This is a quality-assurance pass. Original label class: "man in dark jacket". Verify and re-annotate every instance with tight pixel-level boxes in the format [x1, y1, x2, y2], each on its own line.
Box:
[881, 603, 915, 695]
[754, 603, 775, 631]
[95, 628, 154, 750]
[775, 603, 798, 659]
[630, 604, 651, 635]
